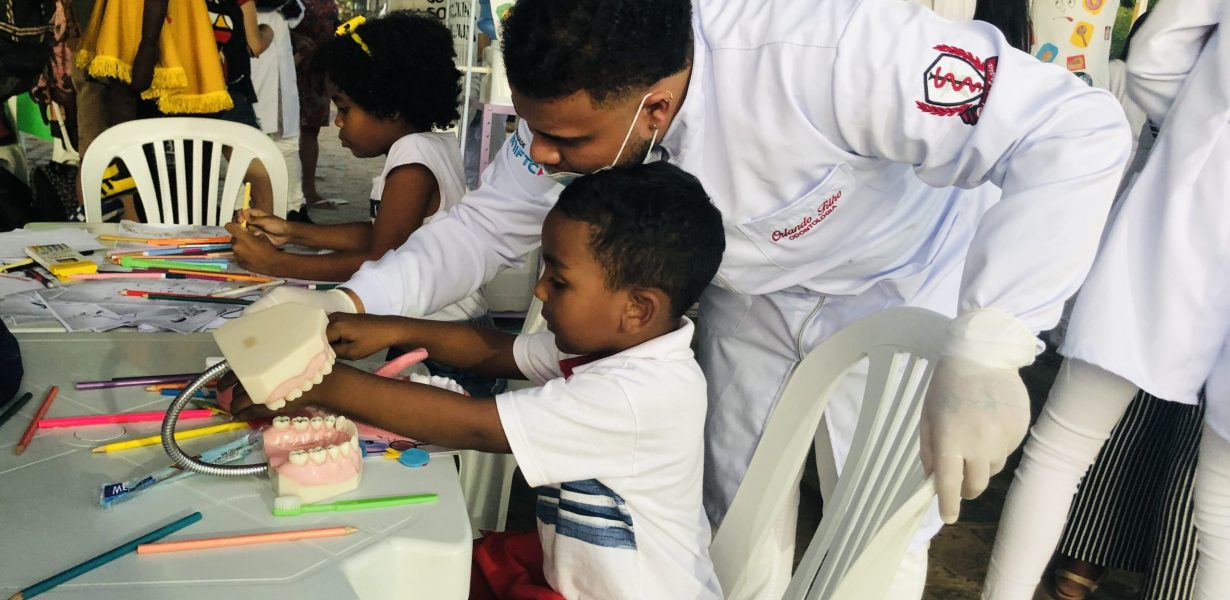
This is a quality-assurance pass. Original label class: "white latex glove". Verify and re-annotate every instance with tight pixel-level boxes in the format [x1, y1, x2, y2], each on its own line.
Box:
[245, 287, 357, 315]
[920, 308, 1036, 524]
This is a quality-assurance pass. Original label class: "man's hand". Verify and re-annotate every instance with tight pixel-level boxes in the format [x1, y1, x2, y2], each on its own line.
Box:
[225, 381, 292, 422]
[327, 313, 404, 360]
[920, 356, 1030, 524]
[920, 308, 1037, 524]
[225, 222, 282, 274]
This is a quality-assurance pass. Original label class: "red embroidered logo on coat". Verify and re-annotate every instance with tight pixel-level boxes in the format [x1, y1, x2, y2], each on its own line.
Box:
[916, 45, 998, 126]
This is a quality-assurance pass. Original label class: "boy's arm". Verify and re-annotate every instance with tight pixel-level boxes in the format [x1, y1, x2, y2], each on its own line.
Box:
[246, 363, 511, 453]
[327, 313, 524, 380]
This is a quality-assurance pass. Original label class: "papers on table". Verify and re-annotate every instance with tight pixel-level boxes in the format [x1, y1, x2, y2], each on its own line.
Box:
[0, 227, 105, 260]
[117, 221, 229, 240]
[0, 279, 242, 333]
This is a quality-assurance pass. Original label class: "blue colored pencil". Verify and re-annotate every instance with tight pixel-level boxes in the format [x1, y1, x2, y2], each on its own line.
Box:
[9, 512, 202, 599]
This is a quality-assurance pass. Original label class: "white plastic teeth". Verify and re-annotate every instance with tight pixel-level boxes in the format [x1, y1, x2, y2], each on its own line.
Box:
[288, 449, 308, 465]
[273, 416, 291, 429]
[350, 435, 360, 450]
[335, 416, 349, 430]
[292, 416, 310, 431]
[310, 416, 324, 429]
[326, 445, 340, 459]
[338, 442, 351, 456]
[268, 398, 287, 411]
[285, 388, 304, 402]
[309, 447, 327, 464]
[324, 415, 336, 429]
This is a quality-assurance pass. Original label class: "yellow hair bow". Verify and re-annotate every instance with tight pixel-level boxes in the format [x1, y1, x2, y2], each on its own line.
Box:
[335, 15, 371, 55]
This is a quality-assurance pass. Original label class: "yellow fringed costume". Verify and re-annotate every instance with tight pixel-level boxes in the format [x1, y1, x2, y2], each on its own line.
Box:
[75, 0, 233, 114]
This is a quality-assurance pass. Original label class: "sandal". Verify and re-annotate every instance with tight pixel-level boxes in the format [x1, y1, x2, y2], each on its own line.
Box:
[1048, 566, 1102, 600]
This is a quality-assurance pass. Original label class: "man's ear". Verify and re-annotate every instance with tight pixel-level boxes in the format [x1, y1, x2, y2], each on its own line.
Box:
[621, 287, 667, 334]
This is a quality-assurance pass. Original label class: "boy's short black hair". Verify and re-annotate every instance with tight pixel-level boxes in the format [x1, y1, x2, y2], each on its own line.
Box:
[553, 163, 725, 318]
[501, 0, 692, 105]
[315, 11, 461, 131]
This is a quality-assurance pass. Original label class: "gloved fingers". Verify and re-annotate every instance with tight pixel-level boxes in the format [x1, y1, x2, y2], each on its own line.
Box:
[989, 454, 1008, 478]
[961, 459, 991, 500]
[934, 453, 965, 524]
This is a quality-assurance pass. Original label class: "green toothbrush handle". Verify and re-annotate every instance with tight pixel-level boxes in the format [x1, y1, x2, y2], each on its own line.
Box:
[327, 493, 439, 511]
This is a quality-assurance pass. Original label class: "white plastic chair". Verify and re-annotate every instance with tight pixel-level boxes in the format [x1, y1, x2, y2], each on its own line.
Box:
[710, 307, 947, 600]
[458, 293, 544, 534]
[81, 117, 288, 224]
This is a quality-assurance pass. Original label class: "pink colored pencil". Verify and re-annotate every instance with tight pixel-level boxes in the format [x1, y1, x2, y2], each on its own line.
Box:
[136, 526, 358, 554]
[38, 409, 216, 428]
[67, 272, 167, 281]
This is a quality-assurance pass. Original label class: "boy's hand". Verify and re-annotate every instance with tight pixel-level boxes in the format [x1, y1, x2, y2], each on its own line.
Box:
[222, 382, 287, 422]
[225, 222, 282, 274]
[327, 313, 404, 360]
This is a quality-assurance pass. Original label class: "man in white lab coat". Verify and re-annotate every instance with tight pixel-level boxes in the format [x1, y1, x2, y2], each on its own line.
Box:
[252, 0, 1130, 596]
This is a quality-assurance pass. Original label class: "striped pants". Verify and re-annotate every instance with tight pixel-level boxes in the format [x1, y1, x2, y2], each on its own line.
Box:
[1057, 391, 1204, 599]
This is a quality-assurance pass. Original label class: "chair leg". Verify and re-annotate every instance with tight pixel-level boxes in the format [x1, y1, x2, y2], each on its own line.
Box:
[459, 449, 520, 535]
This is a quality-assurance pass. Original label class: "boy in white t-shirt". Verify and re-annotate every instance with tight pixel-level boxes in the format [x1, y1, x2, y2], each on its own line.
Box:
[230, 162, 726, 599]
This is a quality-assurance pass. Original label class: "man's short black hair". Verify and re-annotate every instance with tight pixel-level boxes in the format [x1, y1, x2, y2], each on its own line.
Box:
[553, 162, 725, 318]
[501, 0, 692, 104]
[315, 11, 461, 131]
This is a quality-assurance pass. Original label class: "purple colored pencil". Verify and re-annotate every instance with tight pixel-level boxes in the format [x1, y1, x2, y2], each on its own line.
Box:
[75, 373, 201, 390]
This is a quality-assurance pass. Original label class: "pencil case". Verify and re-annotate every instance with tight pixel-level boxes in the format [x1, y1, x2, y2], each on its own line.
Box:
[25, 243, 98, 280]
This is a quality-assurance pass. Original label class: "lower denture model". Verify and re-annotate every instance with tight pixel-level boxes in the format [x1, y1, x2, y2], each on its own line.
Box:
[263, 413, 363, 503]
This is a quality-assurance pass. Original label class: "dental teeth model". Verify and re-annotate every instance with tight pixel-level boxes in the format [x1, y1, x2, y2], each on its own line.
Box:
[264, 412, 363, 504]
[213, 303, 335, 411]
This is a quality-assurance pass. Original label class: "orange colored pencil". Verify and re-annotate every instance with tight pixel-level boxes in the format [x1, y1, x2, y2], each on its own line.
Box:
[136, 526, 358, 554]
[15, 386, 58, 455]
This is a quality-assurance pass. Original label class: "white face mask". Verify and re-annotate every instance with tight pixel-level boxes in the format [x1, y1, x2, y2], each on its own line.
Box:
[545, 92, 659, 186]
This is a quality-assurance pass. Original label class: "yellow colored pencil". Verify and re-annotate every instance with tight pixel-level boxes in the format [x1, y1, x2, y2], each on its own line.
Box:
[90, 421, 250, 453]
[241, 183, 251, 230]
[136, 525, 358, 554]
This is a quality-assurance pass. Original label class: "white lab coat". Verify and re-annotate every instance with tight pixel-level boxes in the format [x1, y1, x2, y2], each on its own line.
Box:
[1062, 0, 1230, 439]
[345, 0, 1129, 590]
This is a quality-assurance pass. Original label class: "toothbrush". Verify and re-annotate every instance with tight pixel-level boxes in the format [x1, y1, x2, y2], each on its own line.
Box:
[272, 493, 438, 516]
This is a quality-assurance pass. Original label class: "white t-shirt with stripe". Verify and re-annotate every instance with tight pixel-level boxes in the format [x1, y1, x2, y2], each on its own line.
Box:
[496, 318, 722, 599]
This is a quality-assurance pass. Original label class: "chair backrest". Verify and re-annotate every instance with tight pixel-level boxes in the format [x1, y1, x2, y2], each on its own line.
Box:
[81, 118, 287, 224]
[710, 307, 947, 600]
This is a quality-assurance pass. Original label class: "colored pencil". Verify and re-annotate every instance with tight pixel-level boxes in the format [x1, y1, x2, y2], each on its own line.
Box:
[14, 386, 58, 455]
[144, 381, 216, 391]
[0, 392, 34, 429]
[159, 388, 217, 399]
[209, 279, 285, 297]
[66, 272, 168, 281]
[98, 234, 231, 245]
[118, 257, 226, 271]
[0, 258, 34, 272]
[38, 409, 216, 428]
[24, 268, 54, 288]
[137, 525, 356, 554]
[121, 290, 253, 306]
[76, 373, 200, 390]
[91, 421, 249, 453]
[8, 512, 202, 600]
[241, 182, 251, 230]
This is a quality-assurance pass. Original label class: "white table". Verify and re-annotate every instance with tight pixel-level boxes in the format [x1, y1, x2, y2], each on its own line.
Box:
[1, 332, 472, 599]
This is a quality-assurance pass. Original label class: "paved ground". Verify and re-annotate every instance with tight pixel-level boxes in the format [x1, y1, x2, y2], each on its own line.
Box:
[20, 120, 1145, 598]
